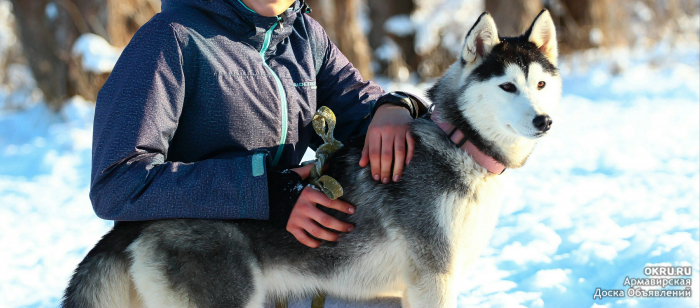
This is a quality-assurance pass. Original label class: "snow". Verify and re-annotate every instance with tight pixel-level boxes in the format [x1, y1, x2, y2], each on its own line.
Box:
[0, 96, 106, 308]
[411, 0, 484, 55]
[460, 44, 699, 307]
[1, 6, 699, 308]
[44, 2, 58, 21]
[384, 15, 414, 37]
[374, 38, 403, 62]
[0, 1, 16, 66]
[0, 64, 43, 111]
[379, 42, 700, 308]
[71, 33, 122, 74]
[531, 268, 571, 294]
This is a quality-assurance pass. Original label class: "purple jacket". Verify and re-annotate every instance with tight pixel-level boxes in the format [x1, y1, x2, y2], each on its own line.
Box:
[90, 0, 384, 221]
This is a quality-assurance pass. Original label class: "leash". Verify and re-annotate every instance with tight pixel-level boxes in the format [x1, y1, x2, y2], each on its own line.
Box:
[276, 294, 326, 308]
[307, 106, 344, 200]
[277, 107, 342, 308]
[311, 294, 327, 308]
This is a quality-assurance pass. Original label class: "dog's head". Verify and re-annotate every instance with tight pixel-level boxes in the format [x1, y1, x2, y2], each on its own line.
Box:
[428, 10, 562, 168]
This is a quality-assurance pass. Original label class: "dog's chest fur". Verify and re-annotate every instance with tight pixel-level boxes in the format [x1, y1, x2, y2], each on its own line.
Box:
[359, 136, 504, 295]
[350, 120, 505, 291]
[433, 136, 504, 276]
[441, 175, 502, 277]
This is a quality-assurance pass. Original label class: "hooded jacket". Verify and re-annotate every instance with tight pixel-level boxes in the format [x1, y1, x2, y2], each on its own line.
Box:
[90, 0, 384, 221]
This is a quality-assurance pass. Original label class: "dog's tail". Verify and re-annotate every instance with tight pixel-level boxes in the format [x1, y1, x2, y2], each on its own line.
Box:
[62, 222, 145, 308]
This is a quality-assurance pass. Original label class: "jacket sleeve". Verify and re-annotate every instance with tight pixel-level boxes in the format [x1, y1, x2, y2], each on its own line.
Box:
[90, 18, 269, 221]
[310, 19, 385, 148]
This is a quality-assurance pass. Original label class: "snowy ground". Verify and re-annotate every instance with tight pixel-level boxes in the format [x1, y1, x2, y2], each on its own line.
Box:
[454, 42, 700, 307]
[1, 40, 699, 307]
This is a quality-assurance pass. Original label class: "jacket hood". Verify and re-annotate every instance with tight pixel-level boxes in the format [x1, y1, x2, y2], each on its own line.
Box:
[162, 0, 304, 49]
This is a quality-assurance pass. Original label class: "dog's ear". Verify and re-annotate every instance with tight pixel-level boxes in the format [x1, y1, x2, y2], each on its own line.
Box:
[462, 12, 500, 65]
[526, 9, 558, 65]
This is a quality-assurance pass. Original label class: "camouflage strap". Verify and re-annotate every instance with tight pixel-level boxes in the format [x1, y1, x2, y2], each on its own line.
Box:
[275, 293, 326, 308]
[275, 108, 339, 308]
[308, 106, 344, 200]
[311, 293, 327, 308]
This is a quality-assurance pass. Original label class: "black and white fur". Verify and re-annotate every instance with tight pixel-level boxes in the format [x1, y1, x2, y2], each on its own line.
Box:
[62, 10, 561, 308]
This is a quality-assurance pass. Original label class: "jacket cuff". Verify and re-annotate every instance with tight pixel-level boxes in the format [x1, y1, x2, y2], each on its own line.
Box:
[401, 91, 430, 118]
[267, 166, 305, 229]
[371, 91, 430, 119]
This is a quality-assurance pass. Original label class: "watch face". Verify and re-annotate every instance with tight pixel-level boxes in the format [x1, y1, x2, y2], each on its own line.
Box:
[391, 92, 409, 100]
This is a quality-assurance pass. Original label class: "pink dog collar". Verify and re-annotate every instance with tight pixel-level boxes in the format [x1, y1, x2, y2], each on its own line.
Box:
[431, 109, 506, 175]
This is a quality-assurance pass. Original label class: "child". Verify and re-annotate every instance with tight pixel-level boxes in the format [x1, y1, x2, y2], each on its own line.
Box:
[90, 0, 425, 260]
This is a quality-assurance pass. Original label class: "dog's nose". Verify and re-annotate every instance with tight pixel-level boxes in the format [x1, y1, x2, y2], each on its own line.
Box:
[533, 115, 552, 132]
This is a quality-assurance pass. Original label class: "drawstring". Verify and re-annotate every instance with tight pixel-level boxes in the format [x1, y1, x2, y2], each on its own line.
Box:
[301, 2, 312, 14]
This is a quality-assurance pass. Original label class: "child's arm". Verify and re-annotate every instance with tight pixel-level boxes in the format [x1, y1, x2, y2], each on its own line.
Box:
[307, 16, 427, 183]
[90, 18, 270, 221]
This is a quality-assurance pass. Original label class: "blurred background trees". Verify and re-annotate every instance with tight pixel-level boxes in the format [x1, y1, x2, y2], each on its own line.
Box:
[306, 0, 375, 80]
[8, 0, 156, 108]
[1, 0, 698, 109]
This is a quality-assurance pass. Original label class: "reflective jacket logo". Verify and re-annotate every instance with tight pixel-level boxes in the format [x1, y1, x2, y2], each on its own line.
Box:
[293, 82, 317, 89]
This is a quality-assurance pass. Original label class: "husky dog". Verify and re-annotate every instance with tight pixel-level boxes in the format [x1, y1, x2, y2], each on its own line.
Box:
[63, 10, 561, 308]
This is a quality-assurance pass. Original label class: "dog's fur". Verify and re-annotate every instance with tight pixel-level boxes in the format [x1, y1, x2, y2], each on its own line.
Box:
[63, 10, 561, 308]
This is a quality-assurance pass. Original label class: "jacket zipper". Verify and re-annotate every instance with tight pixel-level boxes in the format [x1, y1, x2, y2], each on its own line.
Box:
[261, 19, 288, 166]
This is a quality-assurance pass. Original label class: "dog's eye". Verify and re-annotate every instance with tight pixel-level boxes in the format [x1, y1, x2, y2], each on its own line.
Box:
[537, 81, 546, 90]
[499, 83, 516, 93]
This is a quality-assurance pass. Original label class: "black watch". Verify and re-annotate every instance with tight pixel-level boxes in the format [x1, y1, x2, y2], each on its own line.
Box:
[370, 91, 428, 119]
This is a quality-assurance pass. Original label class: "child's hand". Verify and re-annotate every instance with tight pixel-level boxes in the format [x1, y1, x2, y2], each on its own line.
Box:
[288, 164, 356, 248]
[359, 104, 415, 183]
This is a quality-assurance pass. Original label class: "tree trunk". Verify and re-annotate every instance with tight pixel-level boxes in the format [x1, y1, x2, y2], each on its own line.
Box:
[107, 0, 159, 48]
[554, 0, 628, 52]
[367, 0, 416, 80]
[486, 0, 543, 37]
[487, 0, 630, 52]
[333, 0, 373, 80]
[10, 0, 158, 108]
[306, 0, 374, 80]
[11, 0, 75, 108]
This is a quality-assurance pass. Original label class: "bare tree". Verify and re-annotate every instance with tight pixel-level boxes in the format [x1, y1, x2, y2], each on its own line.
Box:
[306, 0, 374, 80]
[107, 0, 159, 48]
[10, 0, 157, 108]
[486, 0, 543, 37]
[11, 0, 88, 108]
[367, 0, 415, 80]
[486, 0, 633, 53]
[333, 0, 373, 80]
[552, 0, 628, 52]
